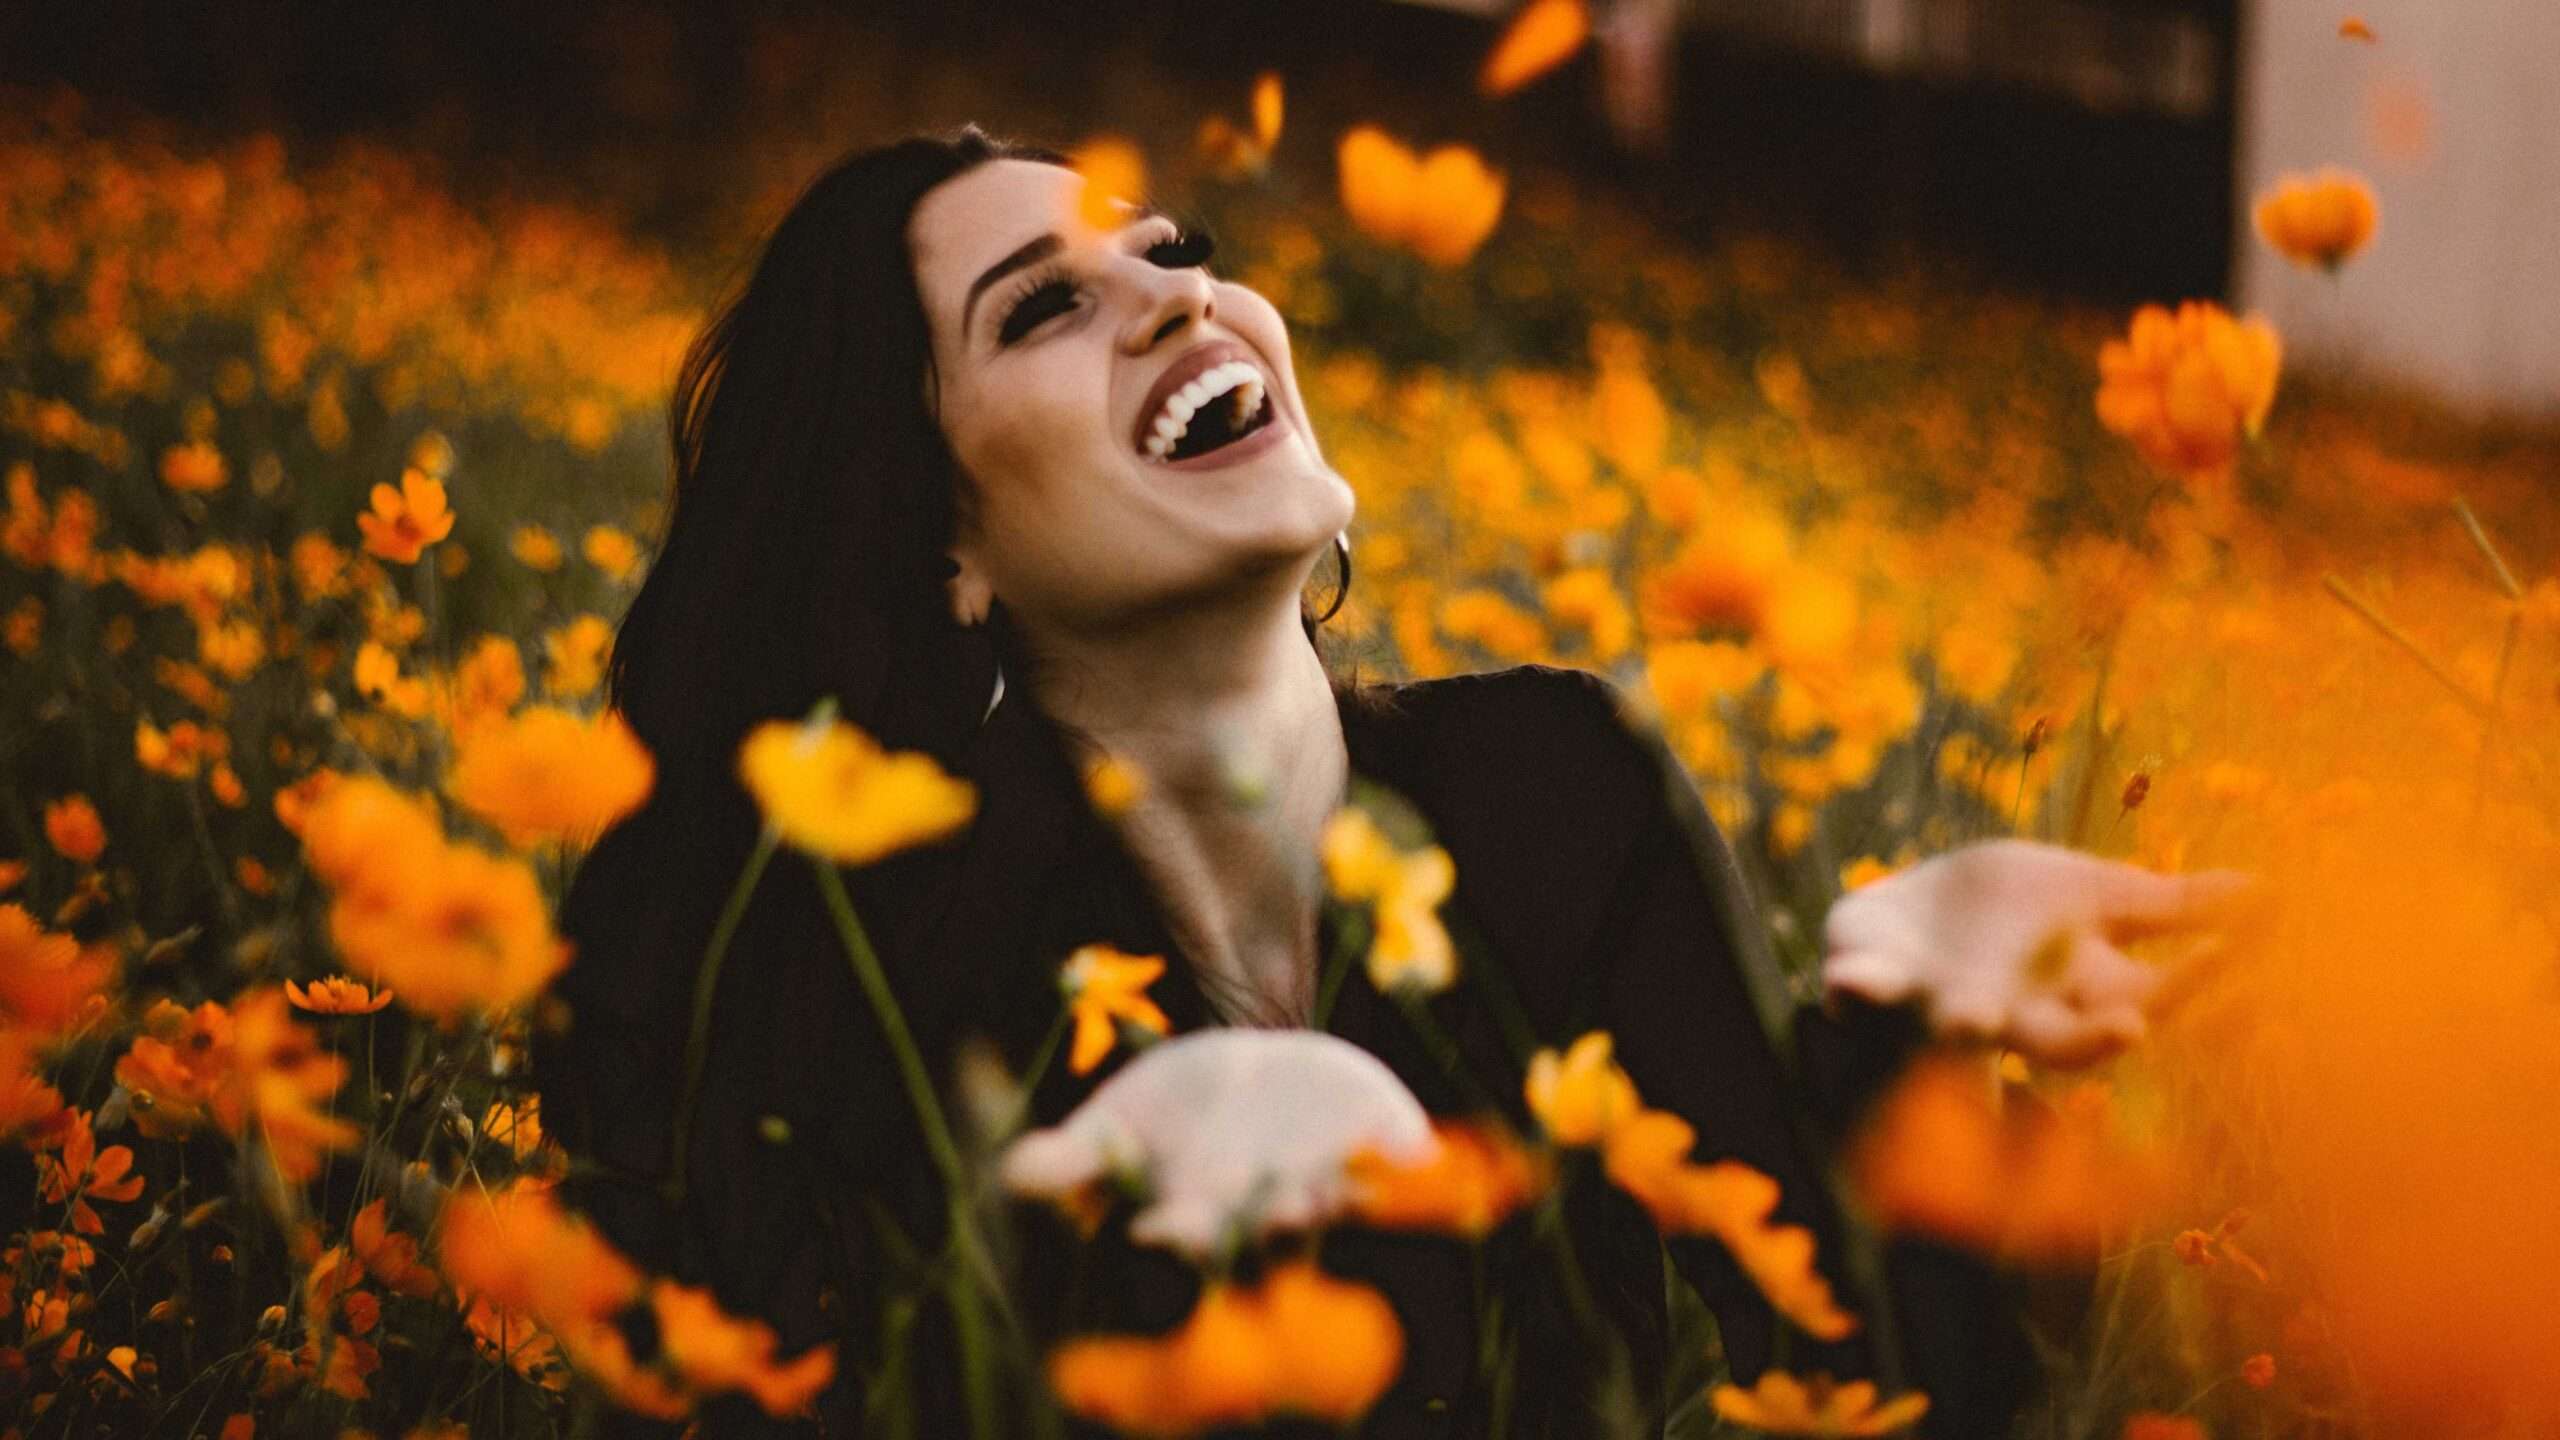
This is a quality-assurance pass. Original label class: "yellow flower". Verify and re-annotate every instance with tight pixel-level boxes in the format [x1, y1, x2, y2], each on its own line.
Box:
[1061, 944, 1173, 1075]
[353, 641, 429, 717]
[542, 614, 613, 697]
[2253, 167, 2379, 272]
[1083, 753, 1145, 817]
[736, 712, 976, 865]
[1320, 807, 1459, 994]
[510, 525, 564, 572]
[581, 524, 641, 582]
[1710, 1370, 1930, 1436]
[448, 705, 655, 848]
[1337, 127, 1505, 267]
[2095, 301, 2282, 477]
[1524, 1031, 1640, 1146]
[356, 467, 455, 564]
[1478, 0, 1589, 96]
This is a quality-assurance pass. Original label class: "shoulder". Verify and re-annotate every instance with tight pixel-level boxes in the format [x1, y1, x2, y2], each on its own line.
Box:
[1345, 663, 1670, 817]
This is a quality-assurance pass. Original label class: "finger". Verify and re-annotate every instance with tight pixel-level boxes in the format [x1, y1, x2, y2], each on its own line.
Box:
[2064, 933, 2161, 1012]
[1820, 947, 1920, 1006]
[1000, 1126, 1106, 1198]
[2007, 991, 2139, 1069]
[2099, 865, 2260, 943]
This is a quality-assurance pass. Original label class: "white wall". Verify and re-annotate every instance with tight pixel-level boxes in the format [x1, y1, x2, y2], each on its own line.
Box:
[2236, 0, 2560, 418]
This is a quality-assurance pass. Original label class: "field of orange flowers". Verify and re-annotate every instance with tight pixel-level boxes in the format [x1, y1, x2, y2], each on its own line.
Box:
[4, 9, 2560, 1437]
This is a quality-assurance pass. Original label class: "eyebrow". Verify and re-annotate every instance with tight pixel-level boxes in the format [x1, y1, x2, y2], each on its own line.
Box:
[957, 202, 1171, 336]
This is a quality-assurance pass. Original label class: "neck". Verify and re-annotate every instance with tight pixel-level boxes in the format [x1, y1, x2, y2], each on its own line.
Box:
[1020, 582, 1346, 1025]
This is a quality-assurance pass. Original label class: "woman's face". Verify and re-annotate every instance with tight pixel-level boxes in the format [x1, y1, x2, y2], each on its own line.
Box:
[910, 159, 1354, 633]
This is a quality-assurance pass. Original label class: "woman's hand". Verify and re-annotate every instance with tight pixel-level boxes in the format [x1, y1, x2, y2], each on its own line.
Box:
[1001, 1029, 1434, 1259]
[1820, 838, 2258, 1067]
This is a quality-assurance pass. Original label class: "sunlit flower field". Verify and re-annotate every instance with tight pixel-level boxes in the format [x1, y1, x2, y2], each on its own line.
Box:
[4, 11, 2558, 1437]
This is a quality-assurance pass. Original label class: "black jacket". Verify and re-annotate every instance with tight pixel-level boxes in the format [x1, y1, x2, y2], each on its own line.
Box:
[537, 663, 2034, 1437]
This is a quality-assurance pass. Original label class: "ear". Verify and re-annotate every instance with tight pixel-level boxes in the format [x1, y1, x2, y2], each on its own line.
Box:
[946, 547, 995, 628]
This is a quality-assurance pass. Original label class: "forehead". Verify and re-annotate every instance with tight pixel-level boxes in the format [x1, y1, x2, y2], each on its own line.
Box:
[908, 159, 1087, 320]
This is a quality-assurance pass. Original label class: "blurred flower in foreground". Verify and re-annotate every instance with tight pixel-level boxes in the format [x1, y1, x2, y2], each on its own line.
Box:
[511, 524, 564, 571]
[2096, 301, 2281, 477]
[1524, 1030, 1639, 1146]
[1604, 1108, 1857, 1339]
[1712, 1370, 1930, 1436]
[356, 467, 455, 564]
[2339, 16, 2375, 41]
[1069, 136, 1149, 233]
[736, 712, 975, 866]
[1320, 805, 1458, 994]
[44, 794, 106, 864]
[1060, 944, 1173, 1075]
[1004, 1030, 1434, 1258]
[2121, 1416, 2204, 1440]
[582, 524, 641, 582]
[1848, 1057, 2164, 1263]
[1347, 1117, 1546, 1239]
[448, 705, 655, 849]
[2253, 167, 2379, 272]
[1198, 72, 1285, 179]
[1336, 127, 1506, 267]
[1048, 1261, 1403, 1434]
[1478, 0, 1589, 96]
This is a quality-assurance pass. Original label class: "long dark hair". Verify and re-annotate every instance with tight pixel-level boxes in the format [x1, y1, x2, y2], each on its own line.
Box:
[613, 126, 1063, 793]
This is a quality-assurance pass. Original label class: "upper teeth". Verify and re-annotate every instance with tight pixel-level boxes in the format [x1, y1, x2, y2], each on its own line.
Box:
[1144, 360, 1267, 460]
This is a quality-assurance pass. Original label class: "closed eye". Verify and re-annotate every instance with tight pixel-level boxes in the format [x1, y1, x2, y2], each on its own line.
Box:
[992, 220, 1216, 348]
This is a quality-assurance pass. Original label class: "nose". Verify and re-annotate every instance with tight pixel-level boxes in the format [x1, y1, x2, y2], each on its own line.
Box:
[1118, 261, 1215, 355]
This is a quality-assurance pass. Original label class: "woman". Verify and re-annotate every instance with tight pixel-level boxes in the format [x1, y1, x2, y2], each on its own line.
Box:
[536, 127, 2233, 1438]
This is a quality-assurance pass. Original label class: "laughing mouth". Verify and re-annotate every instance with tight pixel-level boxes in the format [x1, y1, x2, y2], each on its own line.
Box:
[1140, 359, 1278, 463]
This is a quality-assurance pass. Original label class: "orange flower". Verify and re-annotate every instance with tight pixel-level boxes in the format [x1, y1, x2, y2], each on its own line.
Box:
[1638, 508, 1793, 639]
[356, 467, 455, 564]
[647, 1280, 838, 1417]
[349, 1196, 441, 1300]
[221, 988, 363, 1183]
[582, 524, 641, 582]
[1336, 127, 1505, 267]
[1347, 1117, 1546, 1238]
[1478, 0, 1589, 96]
[2, 1031, 67, 1140]
[2252, 167, 2379, 272]
[1603, 1108, 1858, 1341]
[1710, 1370, 1930, 1436]
[1068, 136, 1149, 233]
[327, 840, 569, 1022]
[442, 634, 528, 735]
[0, 903, 115, 1035]
[43, 794, 106, 864]
[542, 614, 613, 697]
[1197, 73, 1285, 179]
[1062, 944, 1173, 1075]
[159, 440, 228, 494]
[436, 1178, 644, 1326]
[35, 1109, 145, 1235]
[448, 705, 655, 848]
[1048, 1261, 1402, 1435]
[510, 524, 564, 571]
[737, 712, 976, 866]
[2339, 16, 2375, 41]
[114, 998, 234, 1140]
[297, 774, 442, 896]
[482, 1096, 548, 1162]
[2122, 1416, 2205, 1440]
[1524, 1031, 1640, 1146]
[2242, 1351, 2276, 1388]
[1083, 754, 1145, 817]
[1848, 1058, 2164, 1264]
[352, 641, 429, 717]
[2095, 301, 2281, 477]
[284, 976, 395, 1015]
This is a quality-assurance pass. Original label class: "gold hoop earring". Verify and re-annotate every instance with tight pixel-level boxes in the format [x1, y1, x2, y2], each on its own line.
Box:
[1313, 530, 1351, 624]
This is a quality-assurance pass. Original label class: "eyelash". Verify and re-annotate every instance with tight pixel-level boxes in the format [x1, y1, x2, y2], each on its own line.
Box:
[995, 225, 1218, 347]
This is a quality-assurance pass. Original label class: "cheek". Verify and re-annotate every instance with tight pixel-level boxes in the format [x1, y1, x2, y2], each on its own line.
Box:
[950, 358, 1115, 539]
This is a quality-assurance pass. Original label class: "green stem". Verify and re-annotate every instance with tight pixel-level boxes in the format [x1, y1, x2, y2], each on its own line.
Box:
[662, 829, 778, 1210]
[1394, 991, 1494, 1113]
[811, 860, 995, 1440]
[1309, 905, 1366, 1030]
